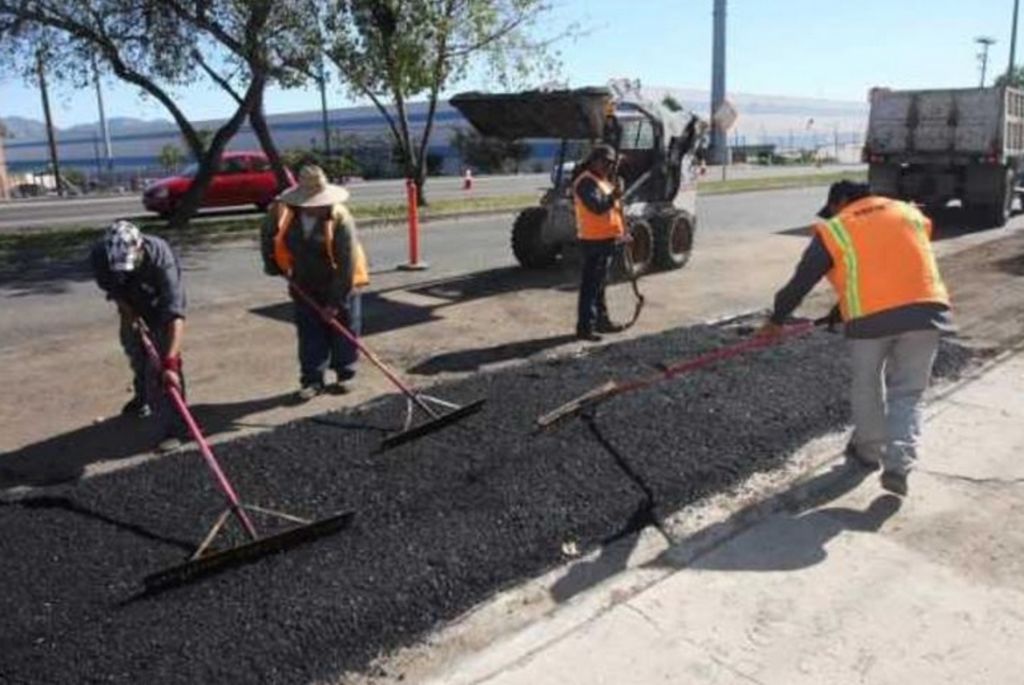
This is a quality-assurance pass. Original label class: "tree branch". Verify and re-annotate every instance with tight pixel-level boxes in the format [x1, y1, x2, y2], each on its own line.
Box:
[192, 48, 242, 103]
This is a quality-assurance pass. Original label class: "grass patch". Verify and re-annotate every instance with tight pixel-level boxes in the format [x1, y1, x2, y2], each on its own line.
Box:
[699, 169, 867, 195]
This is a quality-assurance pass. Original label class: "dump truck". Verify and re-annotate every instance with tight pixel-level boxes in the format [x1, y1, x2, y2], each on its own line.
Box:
[864, 85, 1024, 226]
[450, 87, 707, 274]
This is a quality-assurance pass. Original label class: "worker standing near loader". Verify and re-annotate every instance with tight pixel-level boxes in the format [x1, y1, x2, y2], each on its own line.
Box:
[759, 180, 953, 496]
[90, 220, 188, 453]
[261, 165, 369, 401]
[573, 144, 628, 342]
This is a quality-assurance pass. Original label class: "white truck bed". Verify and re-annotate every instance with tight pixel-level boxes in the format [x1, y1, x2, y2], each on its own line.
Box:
[867, 86, 1024, 159]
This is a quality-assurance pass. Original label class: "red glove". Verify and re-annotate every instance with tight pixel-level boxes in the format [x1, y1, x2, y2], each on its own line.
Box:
[162, 356, 182, 390]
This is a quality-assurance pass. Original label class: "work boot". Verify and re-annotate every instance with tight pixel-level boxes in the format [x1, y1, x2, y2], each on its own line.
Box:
[596, 319, 625, 334]
[155, 436, 183, 455]
[296, 382, 325, 402]
[880, 470, 909, 496]
[121, 396, 152, 419]
[575, 328, 602, 342]
[844, 441, 881, 472]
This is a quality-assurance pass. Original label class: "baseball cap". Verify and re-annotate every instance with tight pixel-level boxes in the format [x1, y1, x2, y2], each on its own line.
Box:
[817, 180, 870, 219]
[105, 220, 144, 272]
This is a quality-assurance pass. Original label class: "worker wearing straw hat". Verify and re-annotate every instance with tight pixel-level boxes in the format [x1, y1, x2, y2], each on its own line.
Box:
[261, 165, 370, 401]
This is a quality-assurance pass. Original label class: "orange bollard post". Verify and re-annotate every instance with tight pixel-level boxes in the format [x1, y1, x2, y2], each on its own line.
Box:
[398, 177, 429, 271]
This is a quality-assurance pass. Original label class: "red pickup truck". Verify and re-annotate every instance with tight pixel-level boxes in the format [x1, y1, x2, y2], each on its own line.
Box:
[143, 151, 295, 217]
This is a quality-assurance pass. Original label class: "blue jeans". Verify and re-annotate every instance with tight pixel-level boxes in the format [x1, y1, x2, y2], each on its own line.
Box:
[294, 290, 362, 386]
[577, 240, 616, 332]
[848, 330, 940, 475]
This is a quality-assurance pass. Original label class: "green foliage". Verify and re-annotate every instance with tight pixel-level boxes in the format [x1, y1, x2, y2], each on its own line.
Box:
[450, 127, 531, 173]
[325, 0, 563, 199]
[63, 168, 86, 189]
[996, 66, 1024, 88]
[158, 144, 185, 172]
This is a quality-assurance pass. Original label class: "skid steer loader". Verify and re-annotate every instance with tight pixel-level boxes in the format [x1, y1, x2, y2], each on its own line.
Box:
[450, 86, 708, 275]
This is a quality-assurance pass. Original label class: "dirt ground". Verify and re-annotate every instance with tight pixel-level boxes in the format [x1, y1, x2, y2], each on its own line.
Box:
[2, 217, 1023, 492]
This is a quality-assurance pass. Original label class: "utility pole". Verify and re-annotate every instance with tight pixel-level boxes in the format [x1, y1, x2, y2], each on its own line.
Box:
[1010, 0, 1020, 82]
[92, 55, 114, 177]
[318, 59, 331, 159]
[976, 36, 997, 86]
[710, 0, 727, 165]
[36, 50, 64, 197]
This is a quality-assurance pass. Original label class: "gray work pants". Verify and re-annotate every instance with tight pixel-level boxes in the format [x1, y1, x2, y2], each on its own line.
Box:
[119, 316, 186, 438]
[848, 330, 940, 475]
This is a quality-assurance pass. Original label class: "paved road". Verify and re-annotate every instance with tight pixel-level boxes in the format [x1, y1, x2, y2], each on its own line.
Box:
[0, 174, 551, 231]
[0, 185, 837, 348]
[0, 165, 865, 231]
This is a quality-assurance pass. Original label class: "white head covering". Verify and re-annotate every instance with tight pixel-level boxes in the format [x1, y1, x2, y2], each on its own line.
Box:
[105, 220, 144, 272]
[277, 165, 350, 207]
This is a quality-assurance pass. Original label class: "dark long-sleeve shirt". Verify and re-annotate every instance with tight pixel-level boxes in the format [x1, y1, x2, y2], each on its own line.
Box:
[91, 235, 187, 327]
[574, 175, 617, 215]
[770, 234, 953, 338]
[261, 204, 357, 305]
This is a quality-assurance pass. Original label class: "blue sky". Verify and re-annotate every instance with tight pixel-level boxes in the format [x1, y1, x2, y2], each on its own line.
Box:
[0, 0, 1018, 127]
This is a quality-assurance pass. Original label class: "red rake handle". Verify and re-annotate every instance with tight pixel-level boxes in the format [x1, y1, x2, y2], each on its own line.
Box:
[287, 281, 439, 418]
[136, 325, 259, 541]
[615, 321, 817, 396]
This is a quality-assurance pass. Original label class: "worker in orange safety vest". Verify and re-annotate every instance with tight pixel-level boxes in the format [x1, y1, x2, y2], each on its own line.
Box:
[261, 165, 370, 401]
[759, 180, 953, 496]
[572, 144, 629, 342]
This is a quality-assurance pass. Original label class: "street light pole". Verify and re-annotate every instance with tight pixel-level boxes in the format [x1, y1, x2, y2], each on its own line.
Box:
[36, 50, 64, 198]
[710, 0, 727, 165]
[92, 55, 114, 177]
[318, 59, 331, 159]
[977, 36, 997, 86]
[1010, 0, 1020, 81]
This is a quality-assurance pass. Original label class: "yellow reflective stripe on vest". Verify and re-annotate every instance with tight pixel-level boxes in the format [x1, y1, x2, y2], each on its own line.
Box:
[825, 217, 862, 318]
[900, 204, 941, 287]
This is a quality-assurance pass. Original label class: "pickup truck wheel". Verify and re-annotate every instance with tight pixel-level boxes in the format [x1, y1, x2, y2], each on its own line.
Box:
[653, 212, 694, 270]
[511, 207, 559, 269]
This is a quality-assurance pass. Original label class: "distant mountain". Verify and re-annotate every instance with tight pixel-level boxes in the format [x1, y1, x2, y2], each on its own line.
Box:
[0, 115, 172, 141]
[0, 116, 48, 140]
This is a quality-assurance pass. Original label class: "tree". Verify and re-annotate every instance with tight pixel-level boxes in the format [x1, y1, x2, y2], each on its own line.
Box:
[156, 0, 321, 192]
[326, 0, 561, 204]
[0, 1, 259, 228]
[158, 143, 184, 172]
[0, 1, 320, 228]
[450, 127, 530, 173]
[996, 66, 1024, 88]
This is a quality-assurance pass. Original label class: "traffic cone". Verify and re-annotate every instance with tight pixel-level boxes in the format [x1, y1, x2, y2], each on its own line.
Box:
[462, 168, 473, 191]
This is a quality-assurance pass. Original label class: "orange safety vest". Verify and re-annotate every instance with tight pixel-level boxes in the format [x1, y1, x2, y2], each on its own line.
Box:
[573, 170, 625, 241]
[814, 196, 949, 322]
[272, 203, 369, 287]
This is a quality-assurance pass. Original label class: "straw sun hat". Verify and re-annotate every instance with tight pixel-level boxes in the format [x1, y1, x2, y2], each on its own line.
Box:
[278, 165, 350, 207]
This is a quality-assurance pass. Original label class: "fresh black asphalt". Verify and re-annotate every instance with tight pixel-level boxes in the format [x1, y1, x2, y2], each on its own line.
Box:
[0, 321, 974, 684]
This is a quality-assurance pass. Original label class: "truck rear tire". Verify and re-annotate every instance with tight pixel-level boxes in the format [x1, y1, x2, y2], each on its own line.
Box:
[977, 169, 1015, 228]
[868, 163, 900, 198]
[511, 207, 560, 268]
[653, 212, 694, 270]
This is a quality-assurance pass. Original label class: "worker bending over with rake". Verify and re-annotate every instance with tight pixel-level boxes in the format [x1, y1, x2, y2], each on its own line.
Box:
[759, 181, 953, 497]
[262, 164, 370, 401]
[573, 144, 628, 342]
[90, 220, 188, 454]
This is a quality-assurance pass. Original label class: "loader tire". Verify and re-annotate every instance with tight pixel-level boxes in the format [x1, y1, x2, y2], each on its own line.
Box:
[511, 207, 559, 269]
[653, 212, 694, 270]
[614, 219, 654, 280]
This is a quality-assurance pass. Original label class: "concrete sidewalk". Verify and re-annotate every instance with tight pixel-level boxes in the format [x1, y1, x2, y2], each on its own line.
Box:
[430, 352, 1024, 685]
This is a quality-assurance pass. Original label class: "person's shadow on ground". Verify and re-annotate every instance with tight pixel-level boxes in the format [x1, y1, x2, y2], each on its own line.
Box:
[689, 493, 902, 572]
[0, 392, 296, 489]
